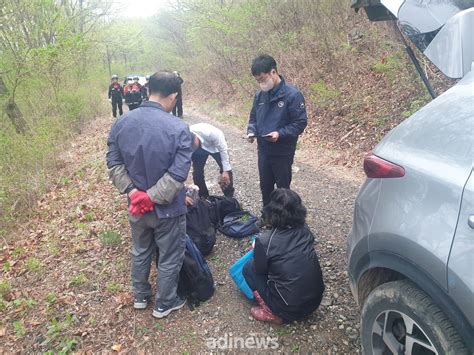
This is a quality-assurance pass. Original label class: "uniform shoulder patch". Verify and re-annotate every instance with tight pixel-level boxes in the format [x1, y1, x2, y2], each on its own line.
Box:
[277, 101, 285, 108]
[300, 102, 305, 109]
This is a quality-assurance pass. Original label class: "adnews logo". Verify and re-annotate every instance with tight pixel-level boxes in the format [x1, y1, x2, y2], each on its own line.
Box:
[206, 332, 279, 350]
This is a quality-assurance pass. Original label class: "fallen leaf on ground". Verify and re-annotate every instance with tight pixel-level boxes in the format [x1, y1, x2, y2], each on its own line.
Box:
[111, 344, 122, 352]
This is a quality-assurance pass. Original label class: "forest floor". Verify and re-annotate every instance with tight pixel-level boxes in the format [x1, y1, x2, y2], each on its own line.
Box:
[0, 105, 365, 353]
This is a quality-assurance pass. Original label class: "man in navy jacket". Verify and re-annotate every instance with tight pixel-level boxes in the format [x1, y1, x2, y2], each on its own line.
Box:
[247, 54, 308, 206]
[106, 72, 193, 318]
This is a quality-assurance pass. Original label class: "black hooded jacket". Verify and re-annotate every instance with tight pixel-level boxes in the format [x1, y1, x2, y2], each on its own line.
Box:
[108, 82, 123, 100]
[254, 225, 325, 307]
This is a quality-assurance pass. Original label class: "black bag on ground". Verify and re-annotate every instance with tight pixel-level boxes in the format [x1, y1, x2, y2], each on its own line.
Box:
[218, 210, 259, 238]
[177, 235, 215, 307]
[206, 195, 242, 227]
[186, 199, 216, 256]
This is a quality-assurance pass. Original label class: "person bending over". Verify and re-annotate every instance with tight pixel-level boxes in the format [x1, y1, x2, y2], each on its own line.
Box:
[190, 123, 234, 198]
[243, 188, 325, 324]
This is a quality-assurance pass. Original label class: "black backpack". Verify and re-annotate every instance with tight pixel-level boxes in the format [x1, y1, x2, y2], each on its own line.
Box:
[186, 199, 216, 256]
[206, 196, 242, 227]
[218, 211, 259, 238]
[177, 236, 215, 308]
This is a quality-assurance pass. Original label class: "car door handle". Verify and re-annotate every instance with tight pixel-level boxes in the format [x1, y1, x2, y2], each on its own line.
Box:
[468, 215, 474, 229]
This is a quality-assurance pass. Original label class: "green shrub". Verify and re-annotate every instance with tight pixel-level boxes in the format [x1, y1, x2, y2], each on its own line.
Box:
[69, 272, 87, 286]
[402, 95, 431, 118]
[309, 80, 340, 108]
[25, 257, 42, 273]
[106, 282, 122, 293]
[98, 231, 122, 247]
[371, 51, 404, 82]
[45, 292, 57, 306]
[12, 320, 26, 337]
[0, 279, 11, 299]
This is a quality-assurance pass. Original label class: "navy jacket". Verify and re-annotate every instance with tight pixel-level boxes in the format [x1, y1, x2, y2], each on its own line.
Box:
[106, 101, 193, 218]
[248, 77, 308, 156]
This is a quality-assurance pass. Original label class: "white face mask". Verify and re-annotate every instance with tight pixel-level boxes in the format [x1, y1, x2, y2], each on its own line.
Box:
[259, 77, 274, 92]
[128, 81, 133, 85]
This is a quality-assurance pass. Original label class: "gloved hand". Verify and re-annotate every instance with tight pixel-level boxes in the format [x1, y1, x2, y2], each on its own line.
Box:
[108, 98, 112, 103]
[129, 203, 144, 216]
[129, 190, 154, 216]
[122, 99, 125, 103]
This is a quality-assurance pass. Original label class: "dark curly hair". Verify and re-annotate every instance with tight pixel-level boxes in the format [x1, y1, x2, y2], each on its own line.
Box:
[262, 188, 307, 228]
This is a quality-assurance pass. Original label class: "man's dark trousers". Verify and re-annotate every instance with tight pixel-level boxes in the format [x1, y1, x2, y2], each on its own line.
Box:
[129, 212, 186, 308]
[112, 98, 123, 118]
[258, 152, 293, 206]
[192, 147, 234, 198]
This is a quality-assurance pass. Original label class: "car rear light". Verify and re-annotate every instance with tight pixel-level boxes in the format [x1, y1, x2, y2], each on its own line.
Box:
[364, 154, 405, 178]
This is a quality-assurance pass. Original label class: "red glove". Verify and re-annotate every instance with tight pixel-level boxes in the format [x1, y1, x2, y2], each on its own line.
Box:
[129, 191, 154, 216]
[128, 203, 144, 216]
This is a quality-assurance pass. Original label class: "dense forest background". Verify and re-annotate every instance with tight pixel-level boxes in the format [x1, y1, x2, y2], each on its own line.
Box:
[0, 0, 453, 231]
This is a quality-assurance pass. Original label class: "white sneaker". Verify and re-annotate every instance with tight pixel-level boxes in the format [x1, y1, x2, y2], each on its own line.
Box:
[152, 296, 186, 318]
[133, 296, 149, 310]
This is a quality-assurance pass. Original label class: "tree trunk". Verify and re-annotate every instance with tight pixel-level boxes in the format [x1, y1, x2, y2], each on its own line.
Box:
[106, 45, 112, 77]
[5, 97, 28, 134]
[0, 77, 6, 96]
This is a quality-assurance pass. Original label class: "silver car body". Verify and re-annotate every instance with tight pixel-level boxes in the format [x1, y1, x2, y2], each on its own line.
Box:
[348, 0, 474, 350]
[348, 47, 474, 352]
[348, 69, 474, 350]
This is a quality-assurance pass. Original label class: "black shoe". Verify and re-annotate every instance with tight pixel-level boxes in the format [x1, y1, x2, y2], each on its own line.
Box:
[152, 296, 186, 318]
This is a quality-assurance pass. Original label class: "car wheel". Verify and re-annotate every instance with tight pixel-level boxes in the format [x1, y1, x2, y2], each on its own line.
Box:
[361, 280, 469, 355]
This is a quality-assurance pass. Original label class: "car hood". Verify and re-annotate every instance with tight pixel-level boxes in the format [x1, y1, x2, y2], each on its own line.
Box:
[352, 0, 474, 78]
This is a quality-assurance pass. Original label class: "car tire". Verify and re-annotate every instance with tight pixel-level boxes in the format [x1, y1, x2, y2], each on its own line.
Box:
[361, 279, 469, 355]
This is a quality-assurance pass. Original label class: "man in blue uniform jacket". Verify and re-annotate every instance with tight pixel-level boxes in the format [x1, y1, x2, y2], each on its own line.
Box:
[247, 54, 308, 206]
[106, 71, 193, 319]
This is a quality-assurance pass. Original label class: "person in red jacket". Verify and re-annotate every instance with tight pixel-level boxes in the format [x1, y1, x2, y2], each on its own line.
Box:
[108, 74, 124, 118]
[124, 76, 143, 111]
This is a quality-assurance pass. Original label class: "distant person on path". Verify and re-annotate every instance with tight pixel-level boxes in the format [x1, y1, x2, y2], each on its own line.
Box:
[247, 54, 307, 206]
[144, 75, 150, 101]
[106, 71, 193, 319]
[108, 74, 124, 118]
[190, 123, 234, 198]
[242, 188, 325, 324]
[124, 76, 143, 111]
[172, 71, 184, 118]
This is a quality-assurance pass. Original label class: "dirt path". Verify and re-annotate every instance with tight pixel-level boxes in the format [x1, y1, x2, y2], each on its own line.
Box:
[0, 107, 364, 353]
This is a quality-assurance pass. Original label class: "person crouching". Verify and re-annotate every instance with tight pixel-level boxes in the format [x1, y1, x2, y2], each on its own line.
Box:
[243, 188, 325, 324]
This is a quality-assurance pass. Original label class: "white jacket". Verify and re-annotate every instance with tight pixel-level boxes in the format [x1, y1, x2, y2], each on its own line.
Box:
[190, 123, 231, 171]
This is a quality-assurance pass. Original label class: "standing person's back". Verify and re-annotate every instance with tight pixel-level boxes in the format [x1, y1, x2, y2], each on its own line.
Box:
[109, 105, 190, 214]
[107, 71, 193, 318]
